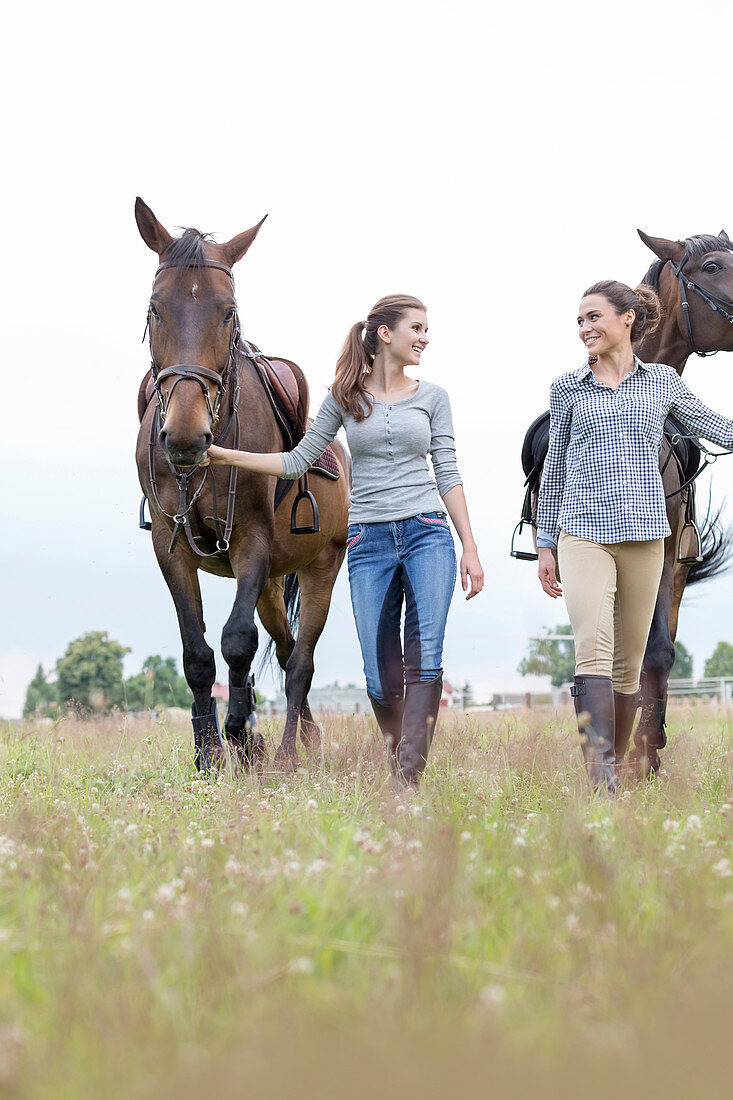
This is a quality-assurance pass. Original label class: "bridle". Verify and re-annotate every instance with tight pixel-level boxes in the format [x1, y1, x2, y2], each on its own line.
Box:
[669, 250, 733, 358]
[145, 257, 241, 429]
[143, 257, 243, 558]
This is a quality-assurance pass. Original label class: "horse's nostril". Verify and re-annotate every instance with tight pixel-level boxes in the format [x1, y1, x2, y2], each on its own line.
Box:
[203, 432, 213, 448]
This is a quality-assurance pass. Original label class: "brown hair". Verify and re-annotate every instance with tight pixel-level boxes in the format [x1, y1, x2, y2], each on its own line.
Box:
[331, 294, 426, 421]
[582, 280, 662, 344]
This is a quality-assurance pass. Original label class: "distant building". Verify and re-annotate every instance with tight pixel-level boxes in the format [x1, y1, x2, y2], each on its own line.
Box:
[269, 682, 371, 715]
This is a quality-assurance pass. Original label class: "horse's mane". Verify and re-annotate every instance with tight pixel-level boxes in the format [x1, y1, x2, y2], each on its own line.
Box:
[641, 232, 733, 290]
[160, 227, 215, 271]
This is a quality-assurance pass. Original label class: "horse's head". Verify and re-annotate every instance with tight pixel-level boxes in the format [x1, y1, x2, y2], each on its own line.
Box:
[136, 197, 266, 466]
[638, 229, 733, 356]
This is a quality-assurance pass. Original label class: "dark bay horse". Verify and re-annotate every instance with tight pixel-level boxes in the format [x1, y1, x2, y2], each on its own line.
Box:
[134, 198, 351, 770]
[517, 229, 733, 775]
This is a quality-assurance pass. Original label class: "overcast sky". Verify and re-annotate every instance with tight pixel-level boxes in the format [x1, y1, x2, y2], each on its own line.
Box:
[3, 0, 733, 717]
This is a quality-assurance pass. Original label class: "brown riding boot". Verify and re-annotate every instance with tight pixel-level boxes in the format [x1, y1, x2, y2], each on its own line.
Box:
[395, 676, 443, 788]
[368, 693, 405, 775]
[614, 689, 642, 765]
[570, 675, 618, 794]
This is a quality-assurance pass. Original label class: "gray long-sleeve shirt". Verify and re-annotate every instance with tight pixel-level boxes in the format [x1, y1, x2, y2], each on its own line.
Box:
[279, 381, 463, 523]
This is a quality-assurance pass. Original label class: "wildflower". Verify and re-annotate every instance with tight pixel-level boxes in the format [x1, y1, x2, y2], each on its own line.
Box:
[200, 838, 215, 849]
[231, 901, 249, 917]
[685, 815, 702, 832]
[142, 909, 155, 923]
[288, 956, 314, 975]
[305, 799, 318, 812]
[712, 859, 733, 878]
[662, 819, 679, 833]
[479, 984, 506, 1008]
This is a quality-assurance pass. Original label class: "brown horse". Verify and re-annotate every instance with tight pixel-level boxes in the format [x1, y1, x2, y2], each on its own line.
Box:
[631, 229, 733, 771]
[517, 229, 733, 774]
[134, 198, 351, 770]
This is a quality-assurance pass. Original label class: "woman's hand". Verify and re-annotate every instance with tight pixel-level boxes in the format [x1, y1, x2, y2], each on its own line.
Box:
[538, 547, 562, 598]
[460, 549, 484, 600]
[202, 444, 231, 467]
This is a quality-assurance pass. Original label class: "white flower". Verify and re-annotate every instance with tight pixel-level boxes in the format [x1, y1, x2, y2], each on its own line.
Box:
[288, 956, 314, 975]
[231, 901, 249, 917]
[662, 819, 679, 833]
[712, 858, 732, 878]
[685, 815, 702, 832]
[305, 799, 318, 812]
[479, 984, 506, 1008]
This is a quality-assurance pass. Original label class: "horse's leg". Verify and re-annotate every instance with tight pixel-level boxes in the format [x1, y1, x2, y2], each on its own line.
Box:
[630, 538, 676, 776]
[256, 578, 299, 762]
[153, 535, 220, 770]
[220, 537, 272, 766]
[278, 544, 345, 763]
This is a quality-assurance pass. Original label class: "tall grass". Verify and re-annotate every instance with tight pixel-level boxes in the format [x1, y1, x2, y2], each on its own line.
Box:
[0, 703, 731, 1097]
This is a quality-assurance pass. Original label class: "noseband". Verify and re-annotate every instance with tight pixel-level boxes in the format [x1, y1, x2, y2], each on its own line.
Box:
[669, 251, 733, 357]
[145, 257, 242, 428]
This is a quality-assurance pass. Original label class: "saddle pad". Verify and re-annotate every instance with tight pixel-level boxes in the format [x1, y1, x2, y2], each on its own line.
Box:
[311, 447, 340, 480]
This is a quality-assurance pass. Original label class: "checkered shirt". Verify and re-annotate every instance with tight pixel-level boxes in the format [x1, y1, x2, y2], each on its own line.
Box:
[536, 357, 733, 547]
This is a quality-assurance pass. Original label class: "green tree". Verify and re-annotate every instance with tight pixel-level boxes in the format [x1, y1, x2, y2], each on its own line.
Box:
[23, 664, 57, 718]
[123, 655, 192, 711]
[518, 624, 575, 688]
[704, 642, 733, 678]
[671, 640, 694, 680]
[55, 631, 130, 712]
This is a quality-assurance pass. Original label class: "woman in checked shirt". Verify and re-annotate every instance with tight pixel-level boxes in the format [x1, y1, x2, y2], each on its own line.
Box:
[537, 280, 733, 793]
[206, 295, 484, 787]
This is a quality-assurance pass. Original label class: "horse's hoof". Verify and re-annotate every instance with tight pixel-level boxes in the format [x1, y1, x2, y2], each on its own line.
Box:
[274, 744, 299, 770]
[300, 722, 322, 753]
[627, 745, 661, 780]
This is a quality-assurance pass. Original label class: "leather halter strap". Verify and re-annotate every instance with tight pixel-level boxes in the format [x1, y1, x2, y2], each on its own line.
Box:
[155, 258, 235, 280]
[669, 252, 733, 358]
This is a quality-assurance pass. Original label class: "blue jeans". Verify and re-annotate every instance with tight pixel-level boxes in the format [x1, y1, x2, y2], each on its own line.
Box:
[346, 512, 457, 706]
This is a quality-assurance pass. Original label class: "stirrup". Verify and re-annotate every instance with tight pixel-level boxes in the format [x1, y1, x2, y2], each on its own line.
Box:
[139, 494, 152, 531]
[290, 475, 320, 534]
[677, 519, 703, 563]
[510, 519, 538, 561]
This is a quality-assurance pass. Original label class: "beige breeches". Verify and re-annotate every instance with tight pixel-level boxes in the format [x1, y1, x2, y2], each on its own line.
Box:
[557, 532, 665, 694]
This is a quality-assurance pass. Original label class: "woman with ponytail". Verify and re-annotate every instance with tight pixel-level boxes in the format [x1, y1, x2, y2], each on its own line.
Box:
[537, 279, 733, 793]
[206, 294, 483, 787]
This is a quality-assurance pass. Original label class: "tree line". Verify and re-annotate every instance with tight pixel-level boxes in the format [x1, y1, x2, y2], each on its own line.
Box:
[24, 631, 191, 717]
[518, 627, 733, 686]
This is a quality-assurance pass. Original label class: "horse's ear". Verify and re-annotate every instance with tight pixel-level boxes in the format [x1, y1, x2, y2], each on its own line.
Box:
[221, 216, 268, 266]
[720, 229, 731, 244]
[135, 197, 174, 255]
[637, 229, 685, 263]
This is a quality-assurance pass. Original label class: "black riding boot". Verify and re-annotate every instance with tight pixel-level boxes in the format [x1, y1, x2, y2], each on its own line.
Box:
[395, 676, 443, 788]
[613, 688, 642, 763]
[368, 693, 405, 775]
[191, 699, 226, 772]
[571, 675, 618, 793]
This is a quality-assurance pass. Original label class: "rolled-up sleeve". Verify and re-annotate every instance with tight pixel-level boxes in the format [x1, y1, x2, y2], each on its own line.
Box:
[536, 380, 572, 543]
[430, 388, 463, 497]
[669, 370, 733, 448]
[279, 391, 344, 479]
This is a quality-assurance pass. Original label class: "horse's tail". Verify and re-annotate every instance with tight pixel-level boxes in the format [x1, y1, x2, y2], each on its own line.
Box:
[259, 571, 301, 677]
[687, 497, 732, 586]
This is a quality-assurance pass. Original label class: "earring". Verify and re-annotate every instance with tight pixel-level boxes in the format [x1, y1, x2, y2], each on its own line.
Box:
[362, 362, 372, 375]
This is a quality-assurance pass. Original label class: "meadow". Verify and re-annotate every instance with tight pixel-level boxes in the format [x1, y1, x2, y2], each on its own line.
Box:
[0, 703, 732, 1098]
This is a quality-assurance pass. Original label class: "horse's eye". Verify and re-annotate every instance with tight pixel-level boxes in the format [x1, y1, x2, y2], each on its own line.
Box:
[150, 305, 161, 322]
[703, 262, 719, 274]
[223, 308, 235, 323]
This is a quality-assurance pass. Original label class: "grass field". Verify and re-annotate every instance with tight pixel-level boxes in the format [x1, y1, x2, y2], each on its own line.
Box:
[0, 703, 732, 1098]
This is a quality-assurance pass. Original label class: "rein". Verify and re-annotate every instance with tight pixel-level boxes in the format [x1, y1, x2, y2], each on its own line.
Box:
[669, 251, 733, 357]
